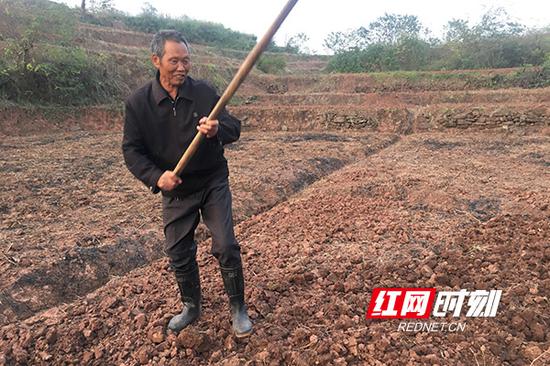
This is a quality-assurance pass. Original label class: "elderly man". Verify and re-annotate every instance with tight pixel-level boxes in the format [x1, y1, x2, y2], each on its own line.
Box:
[122, 30, 252, 337]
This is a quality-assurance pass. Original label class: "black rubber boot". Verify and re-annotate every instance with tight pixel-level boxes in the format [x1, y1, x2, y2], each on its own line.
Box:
[220, 265, 253, 338]
[168, 265, 201, 333]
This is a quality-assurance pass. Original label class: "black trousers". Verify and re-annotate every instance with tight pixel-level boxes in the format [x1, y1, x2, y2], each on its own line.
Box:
[162, 174, 242, 275]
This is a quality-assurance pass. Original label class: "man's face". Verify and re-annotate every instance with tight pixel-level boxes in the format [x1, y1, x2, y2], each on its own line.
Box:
[152, 40, 191, 89]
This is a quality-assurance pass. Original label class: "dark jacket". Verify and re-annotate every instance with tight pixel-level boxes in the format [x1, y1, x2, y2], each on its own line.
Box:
[122, 74, 241, 197]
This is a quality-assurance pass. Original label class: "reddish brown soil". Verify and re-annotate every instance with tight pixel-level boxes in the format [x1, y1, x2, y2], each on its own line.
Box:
[0, 131, 396, 323]
[1, 130, 548, 365]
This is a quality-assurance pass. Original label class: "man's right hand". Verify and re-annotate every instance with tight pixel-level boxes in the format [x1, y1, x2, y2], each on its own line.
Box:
[157, 171, 182, 191]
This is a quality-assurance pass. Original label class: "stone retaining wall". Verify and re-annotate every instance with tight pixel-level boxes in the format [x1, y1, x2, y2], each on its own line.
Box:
[1, 104, 548, 137]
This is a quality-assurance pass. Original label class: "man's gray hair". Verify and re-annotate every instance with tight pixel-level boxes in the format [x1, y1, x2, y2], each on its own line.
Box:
[151, 30, 190, 58]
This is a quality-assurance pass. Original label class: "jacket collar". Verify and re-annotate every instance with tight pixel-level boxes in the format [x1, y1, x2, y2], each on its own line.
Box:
[152, 71, 195, 104]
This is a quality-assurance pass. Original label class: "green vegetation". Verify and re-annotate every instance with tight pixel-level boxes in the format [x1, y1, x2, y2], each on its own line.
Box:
[81, 2, 260, 52]
[324, 10, 550, 77]
[0, 0, 129, 105]
[93, 14, 258, 52]
[364, 68, 550, 89]
[0, 0, 76, 42]
[257, 55, 287, 74]
[0, 43, 129, 105]
[192, 63, 236, 92]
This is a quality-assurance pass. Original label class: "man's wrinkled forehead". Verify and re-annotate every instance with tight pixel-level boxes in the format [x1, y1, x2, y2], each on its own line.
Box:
[161, 40, 190, 58]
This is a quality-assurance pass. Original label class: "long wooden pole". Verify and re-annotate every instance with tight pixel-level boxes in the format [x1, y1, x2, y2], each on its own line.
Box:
[173, 0, 299, 176]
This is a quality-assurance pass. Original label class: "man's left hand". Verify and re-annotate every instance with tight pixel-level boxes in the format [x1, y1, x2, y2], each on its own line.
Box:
[197, 117, 218, 138]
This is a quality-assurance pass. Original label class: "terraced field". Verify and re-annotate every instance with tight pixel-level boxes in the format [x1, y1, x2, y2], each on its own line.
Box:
[1, 21, 549, 366]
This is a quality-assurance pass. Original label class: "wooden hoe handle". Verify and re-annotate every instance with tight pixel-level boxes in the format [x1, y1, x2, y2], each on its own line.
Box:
[173, 0, 299, 176]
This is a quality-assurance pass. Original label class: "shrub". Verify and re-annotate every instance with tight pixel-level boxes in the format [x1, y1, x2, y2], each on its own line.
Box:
[325, 46, 400, 73]
[325, 50, 367, 73]
[0, 43, 128, 105]
[511, 66, 550, 88]
[256, 55, 286, 74]
[84, 12, 259, 52]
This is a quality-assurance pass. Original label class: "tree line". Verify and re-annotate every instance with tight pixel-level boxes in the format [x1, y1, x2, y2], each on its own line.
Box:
[80, 1, 303, 53]
[323, 9, 550, 73]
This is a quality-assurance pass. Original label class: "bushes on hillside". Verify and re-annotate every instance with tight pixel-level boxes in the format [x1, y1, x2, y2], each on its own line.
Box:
[122, 15, 258, 51]
[0, 0, 130, 105]
[325, 10, 550, 74]
[0, 0, 76, 43]
[81, 3, 259, 52]
[511, 65, 550, 88]
[257, 55, 287, 74]
[0, 42, 128, 105]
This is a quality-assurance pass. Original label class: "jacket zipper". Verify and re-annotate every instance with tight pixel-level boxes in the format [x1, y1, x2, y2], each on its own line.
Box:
[171, 96, 182, 117]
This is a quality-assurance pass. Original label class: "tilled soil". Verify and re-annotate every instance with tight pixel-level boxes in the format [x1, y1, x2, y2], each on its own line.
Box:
[1, 131, 548, 365]
[0, 131, 396, 323]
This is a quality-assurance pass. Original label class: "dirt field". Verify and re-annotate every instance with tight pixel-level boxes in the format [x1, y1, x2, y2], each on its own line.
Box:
[1, 127, 549, 365]
[0, 130, 396, 323]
